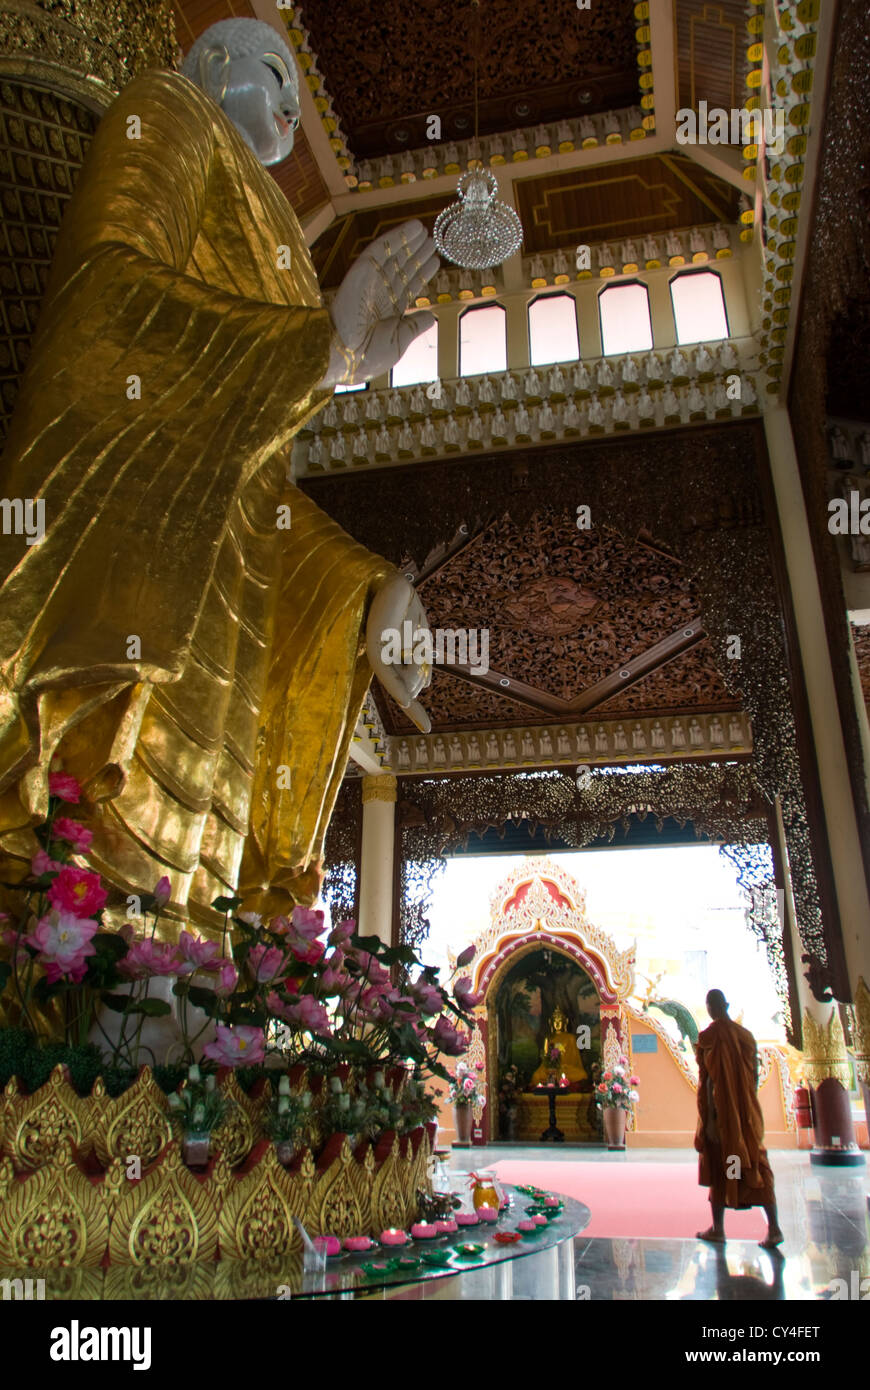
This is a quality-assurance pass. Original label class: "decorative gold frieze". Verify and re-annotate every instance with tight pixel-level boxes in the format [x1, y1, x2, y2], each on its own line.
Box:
[92, 1069, 173, 1168]
[800, 1006, 852, 1086]
[0, 1139, 108, 1266]
[107, 1143, 218, 1266]
[361, 773, 398, 804]
[847, 977, 870, 1086]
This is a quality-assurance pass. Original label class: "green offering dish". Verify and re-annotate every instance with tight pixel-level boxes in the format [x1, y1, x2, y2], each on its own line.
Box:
[419, 1248, 452, 1267]
[397, 1255, 422, 1271]
[361, 1258, 402, 1276]
[453, 1242, 485, 1259]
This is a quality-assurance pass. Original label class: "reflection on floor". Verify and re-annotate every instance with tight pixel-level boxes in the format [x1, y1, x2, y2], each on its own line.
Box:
[449, 1147, 869, 1300]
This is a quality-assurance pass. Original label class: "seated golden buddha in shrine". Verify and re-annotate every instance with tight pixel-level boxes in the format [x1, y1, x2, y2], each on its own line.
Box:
[530, 1007, 589, 1086]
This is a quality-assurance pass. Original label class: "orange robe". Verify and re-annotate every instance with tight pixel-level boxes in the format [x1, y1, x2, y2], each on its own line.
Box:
[695, 1017, 775, 1209]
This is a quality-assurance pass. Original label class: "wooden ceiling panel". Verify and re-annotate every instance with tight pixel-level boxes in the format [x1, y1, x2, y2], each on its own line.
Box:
[294, 0, 640, 160]
[676, 0, 749, 124]
[514, 154, 741, 255]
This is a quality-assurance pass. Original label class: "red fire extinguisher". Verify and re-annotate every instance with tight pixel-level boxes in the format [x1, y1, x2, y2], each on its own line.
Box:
[794, 1086, 813, 1129]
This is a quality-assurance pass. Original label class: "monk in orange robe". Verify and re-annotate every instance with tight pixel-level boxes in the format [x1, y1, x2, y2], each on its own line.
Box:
[694, 989, 783, 1249]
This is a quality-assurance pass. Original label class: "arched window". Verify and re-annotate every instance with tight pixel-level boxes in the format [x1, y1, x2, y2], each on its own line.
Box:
[459, 302, 507, 377]
[670, 269, 729, 345]
[334, 381, 367, 394]
[528, 292, 580, 367]
[598, 281, 653, 356]
[390, 317, 439, 387]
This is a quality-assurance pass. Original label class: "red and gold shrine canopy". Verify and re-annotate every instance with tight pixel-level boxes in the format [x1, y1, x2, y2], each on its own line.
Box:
[448, 857, 636, 1008]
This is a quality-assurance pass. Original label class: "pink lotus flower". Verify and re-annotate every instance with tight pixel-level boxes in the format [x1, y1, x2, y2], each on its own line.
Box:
[47, 866, 106, 919]
[278, 906, 327, 964]
[32, 848, 61, 876]
[453, 975, 483, 1010]
[248, 943, 286, 983]
[153, 875, 171, 907]
[48, 772, 81, 803]
[52, 817, 93, 854]
[268, 992, 332, 1037]
[176, 931, 221, 974]
[413, 981, 443, 1016]
[431, 1015, 470, 1056]
[292, 906, 325, 937]
[31, 910, 97, 978]
[214, 960, 238, 996]
[456, 944, 475, 968]
[328, 919, 355, 946]
[319, 965, 351, 996]
[203, 1024, 265, 1067]
[118, 938, 184, 979]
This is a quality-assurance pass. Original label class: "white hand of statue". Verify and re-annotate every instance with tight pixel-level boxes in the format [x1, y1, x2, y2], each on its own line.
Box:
[322, 219, 439, 388]
[366, 573, 432, 733]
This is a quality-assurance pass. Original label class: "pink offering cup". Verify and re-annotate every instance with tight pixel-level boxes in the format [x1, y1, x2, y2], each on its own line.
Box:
[544, 1196, 560, 1208]
[477, 1204, 498, 1223]
[517, 1220, 536, 1233]
[342, 1236, 374, 1253]
[380, 1228, 409, 1247]
[455, 1211, 479, 1226]
[532, 1214, 548, 1227]
[435, 1218, 458, 1234]
[410, 1222, 439, 1240]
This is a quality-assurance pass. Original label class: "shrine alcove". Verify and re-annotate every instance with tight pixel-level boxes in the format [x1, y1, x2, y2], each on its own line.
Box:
[491, 945, 602, 1143]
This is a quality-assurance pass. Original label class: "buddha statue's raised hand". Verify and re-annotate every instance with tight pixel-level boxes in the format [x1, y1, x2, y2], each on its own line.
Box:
[322, 220, 439, 387]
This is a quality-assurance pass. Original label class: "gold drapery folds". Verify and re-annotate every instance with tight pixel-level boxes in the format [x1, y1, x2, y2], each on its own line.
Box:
[0, 72, 389, 932]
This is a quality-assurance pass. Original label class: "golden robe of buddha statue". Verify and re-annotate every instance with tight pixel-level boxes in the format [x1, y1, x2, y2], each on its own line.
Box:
[531, 1006, 589, 1086]
[0, 62, 431, 938]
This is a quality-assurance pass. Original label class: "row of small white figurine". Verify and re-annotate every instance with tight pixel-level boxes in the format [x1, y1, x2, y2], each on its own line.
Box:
[396, 717, 746, 766]
[526, 227, 734, 284]
[304, 384, 757, 465]
[829, 426, 870, 472]
[353, 110, 648, 187]
[319, 343, 747, 427]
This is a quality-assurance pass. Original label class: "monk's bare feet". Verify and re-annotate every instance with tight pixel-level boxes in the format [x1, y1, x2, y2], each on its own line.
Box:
[759, 1229, 784, 1250]
[696, 1227, 726, 1244]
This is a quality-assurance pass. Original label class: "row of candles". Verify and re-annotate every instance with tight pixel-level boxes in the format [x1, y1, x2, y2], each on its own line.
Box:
[311, 1193, 562, 1257]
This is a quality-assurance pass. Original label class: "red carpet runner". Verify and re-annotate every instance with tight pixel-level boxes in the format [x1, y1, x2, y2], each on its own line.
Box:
[492, 1158, 768, 1240]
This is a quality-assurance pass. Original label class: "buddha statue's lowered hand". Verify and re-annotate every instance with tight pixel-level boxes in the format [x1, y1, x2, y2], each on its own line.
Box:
[322, 220, 439, 388]
[366, 574, 433, 733]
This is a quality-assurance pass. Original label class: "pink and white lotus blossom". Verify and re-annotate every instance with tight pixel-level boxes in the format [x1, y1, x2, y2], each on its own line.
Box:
[203, 1024, 266, 1068]
[453, 975, 483, 1010]
[31, 848, 62, 876]
[214, 960, 238, 996]
[31, 909, 97, 980]
[118, 938, 184, 979]
[267, 991, 332, 1037]
[328, 919, 355, 946]
[153, 875, 172, 907]
[47, 866, 106, 919]
[176, 931, 221, 974]
[248, 943, 287, 983]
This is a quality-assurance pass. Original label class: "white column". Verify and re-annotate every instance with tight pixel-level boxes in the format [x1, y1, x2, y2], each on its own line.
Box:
[763, 405, 870, 992]
[357, 773, 397, 945]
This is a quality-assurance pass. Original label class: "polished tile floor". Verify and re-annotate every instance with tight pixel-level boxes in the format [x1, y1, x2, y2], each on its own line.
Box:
[450, 1147, 870, 1300]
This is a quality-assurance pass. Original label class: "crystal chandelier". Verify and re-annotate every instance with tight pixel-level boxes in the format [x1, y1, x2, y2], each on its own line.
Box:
[434, 164, 523, 269]
[433, 0, 523, 271]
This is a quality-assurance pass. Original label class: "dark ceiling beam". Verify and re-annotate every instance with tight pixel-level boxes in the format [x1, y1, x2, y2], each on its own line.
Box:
[442, 619, 708, 717]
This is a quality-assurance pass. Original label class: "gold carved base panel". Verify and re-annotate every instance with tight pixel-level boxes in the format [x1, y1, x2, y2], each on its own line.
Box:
[0, 1067, 433, 1267]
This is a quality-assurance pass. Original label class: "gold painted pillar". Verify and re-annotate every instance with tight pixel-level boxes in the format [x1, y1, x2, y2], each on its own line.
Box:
[773, 797, 863, 1164]
[358, 774, 397, 946]
[764, 405, 870, 993]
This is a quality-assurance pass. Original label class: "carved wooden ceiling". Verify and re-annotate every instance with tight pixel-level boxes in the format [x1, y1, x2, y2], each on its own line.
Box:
[293, 0, 641, 161]
[171, 0, 330, 218]
[378, 507, 741, 735]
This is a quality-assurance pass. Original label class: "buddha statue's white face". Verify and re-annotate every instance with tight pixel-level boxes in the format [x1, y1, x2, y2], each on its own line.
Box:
[183, 21, 301, 166]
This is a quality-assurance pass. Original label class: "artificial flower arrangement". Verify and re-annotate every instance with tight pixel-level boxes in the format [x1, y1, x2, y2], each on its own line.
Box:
[594, 1055, 640, 1112]
[447, 1058, 486, 1108]
[0, 772, 479, 1165]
